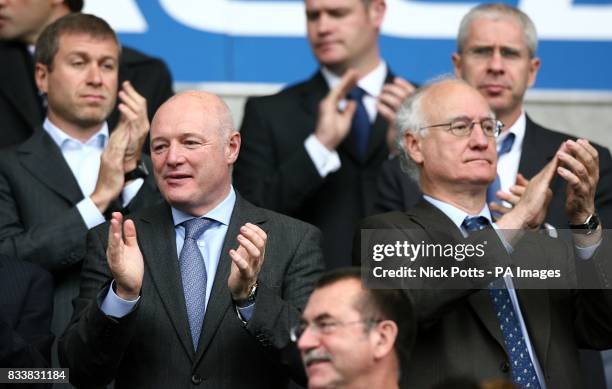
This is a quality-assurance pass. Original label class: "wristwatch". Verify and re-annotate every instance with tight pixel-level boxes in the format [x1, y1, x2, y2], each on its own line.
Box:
[569, 213, 600, 235]
[235, 282, 258, 308]
[124, 160, 149, 182]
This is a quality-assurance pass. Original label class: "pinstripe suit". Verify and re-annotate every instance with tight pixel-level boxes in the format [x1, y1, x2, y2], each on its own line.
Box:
[59, 195, 325, 389]
[0, 129, 161, 341]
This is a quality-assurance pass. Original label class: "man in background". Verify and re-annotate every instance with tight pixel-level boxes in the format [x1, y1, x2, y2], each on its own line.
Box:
[234, 0, 415, 267]
[0, 0, 173, 149]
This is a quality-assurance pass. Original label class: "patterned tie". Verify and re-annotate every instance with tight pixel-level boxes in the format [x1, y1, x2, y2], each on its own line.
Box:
[462, 216, 542, 389]
[179, 217, 212, 349]
[347, 86, 370, 159]
[487, 133, 516, 206]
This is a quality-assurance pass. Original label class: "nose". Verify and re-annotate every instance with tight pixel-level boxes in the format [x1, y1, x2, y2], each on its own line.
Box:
[165, 142, 185, 167]
[316, 13, 332, 35]
[486, 49, 504, 75]
[86, 64, 103, 86]
[468, 122, 492, 150]
[297, 325, 320, 353]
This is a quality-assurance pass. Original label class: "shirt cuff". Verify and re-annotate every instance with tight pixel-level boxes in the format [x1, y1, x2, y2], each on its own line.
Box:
[235, 303, 255, 323]
[575, 240, 601, 260]
[100, 280, 140, 318]
[77, 197, 106, 229]
[122, 178, 144, 207]
[304, 134, 341, 177]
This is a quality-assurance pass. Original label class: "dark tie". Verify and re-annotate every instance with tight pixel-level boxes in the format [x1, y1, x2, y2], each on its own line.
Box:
[347, 86, 370, 159]
[462, 216, 542, 389]
[487, 133, 516, 206]
[179, 218, 213, 349]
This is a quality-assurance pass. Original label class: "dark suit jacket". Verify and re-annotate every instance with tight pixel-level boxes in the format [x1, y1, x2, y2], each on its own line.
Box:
[234, 70, 397, 268]
[0, 129, 162, 338]
[358, 199, 612, 389]
[0, 254, 54, 370]
[59, 195, 325, 389]
[0, 41, 174, 150]
[375, 116, 612, 228]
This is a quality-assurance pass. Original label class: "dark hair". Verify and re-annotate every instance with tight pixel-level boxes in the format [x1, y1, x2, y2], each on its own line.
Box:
[64, 0, 84, 12]
[315, 267, 417, 375]
[35, 13, 119, 70]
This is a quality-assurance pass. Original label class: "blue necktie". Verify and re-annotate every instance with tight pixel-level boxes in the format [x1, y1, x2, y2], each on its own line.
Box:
[179, 218, 212, 349]
[347, 86, 370, 159]
[462, 216, 542, 389]
[487, 133, 516, 206]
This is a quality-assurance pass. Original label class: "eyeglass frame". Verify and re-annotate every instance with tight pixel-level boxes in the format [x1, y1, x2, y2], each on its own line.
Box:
[290, 318, 382, 343]
[418, 117, 504, 138]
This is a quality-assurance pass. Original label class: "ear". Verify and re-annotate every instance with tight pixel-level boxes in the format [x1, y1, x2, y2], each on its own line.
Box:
[226, 131, 241, 164]
[526, 56, 541, 88]
[403, 131, 424, 165]
[368, 0, 386, 28]
[35, 63, 50, 95]
[371, 320, 398, 359]
[451, 52, 462, 78]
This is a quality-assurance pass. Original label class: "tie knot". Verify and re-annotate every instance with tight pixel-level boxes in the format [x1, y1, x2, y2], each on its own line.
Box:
[182, 218, 213, 240]
[462, 216, 490, 233]
[347, 86, 366, 101]
[498, 132, 515, 157]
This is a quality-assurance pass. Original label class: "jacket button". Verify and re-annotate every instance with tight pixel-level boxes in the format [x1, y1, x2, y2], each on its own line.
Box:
[500, 361, 510, 373]
[191, 374, 202, 385]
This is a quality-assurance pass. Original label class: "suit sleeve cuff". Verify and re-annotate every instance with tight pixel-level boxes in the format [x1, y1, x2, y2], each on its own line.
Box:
[304, 134, 341, 177]
[77, 198, 106, 229]
[100, 280, 140, 318]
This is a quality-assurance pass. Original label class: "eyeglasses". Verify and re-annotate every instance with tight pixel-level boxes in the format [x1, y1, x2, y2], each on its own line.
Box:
[290, 319, 380, 342]
[419, 118, 503, 138]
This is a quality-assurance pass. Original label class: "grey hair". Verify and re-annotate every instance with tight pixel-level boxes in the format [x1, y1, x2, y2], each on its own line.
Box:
[396, 75, 470, 185]
[457, 3, 538, 58]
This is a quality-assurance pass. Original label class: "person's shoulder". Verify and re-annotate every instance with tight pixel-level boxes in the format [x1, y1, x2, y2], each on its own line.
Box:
[239, 196, 320, 235]
[360, 211, 413, 229]
[119, 45, 170, 73]
[245, 73, 322, 108]
[528, 116, 611, 156]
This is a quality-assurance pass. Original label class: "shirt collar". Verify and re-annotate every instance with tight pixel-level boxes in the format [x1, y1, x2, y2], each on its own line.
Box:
[320, 60, 387, 98]
[497, 110, 525, 153]
[171, 186, 236, 228]
[43, 117, 108, 149]
[423, 195, 492, 230]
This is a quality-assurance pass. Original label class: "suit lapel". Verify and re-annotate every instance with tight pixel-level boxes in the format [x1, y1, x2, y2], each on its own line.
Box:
[516, 289, 551, 367]
[519, 115, 557, 180]
[363, 70, 395, 162]
[194, 195, 268, 365]
[17, 130, 84, 204]
[0, 43, 44, 130]
[138, 204, 195, 360]
[409, 199, 509, 348]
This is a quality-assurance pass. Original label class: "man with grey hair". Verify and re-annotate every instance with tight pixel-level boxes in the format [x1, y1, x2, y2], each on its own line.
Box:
[357, 77, 612, 388]
[375, 2, 612, 229]
[60, 90, 325, 388]
[375, 4, 612, 386]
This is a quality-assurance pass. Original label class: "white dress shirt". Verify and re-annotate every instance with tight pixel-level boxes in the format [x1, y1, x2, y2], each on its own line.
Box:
[304, 61, 388, 177]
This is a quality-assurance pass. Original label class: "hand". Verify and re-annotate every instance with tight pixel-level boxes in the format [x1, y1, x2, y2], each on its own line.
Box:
[314, 69, 359, 150]
[106, 212, 144, 301]
[377, 77, 416, 156]
[489, 174, 528, 219]
[115, 81, 149, 172]
[557, 139, 599, 224]
[90, 127, 130, 212]
[228, 223, 267, 302]
[497, 156, 558, 230]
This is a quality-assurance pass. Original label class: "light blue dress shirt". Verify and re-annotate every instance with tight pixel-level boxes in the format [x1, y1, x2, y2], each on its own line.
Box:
[43, 118, 144, 229]
[101, 187, 255, 321]
[423, 195, 548, 389]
